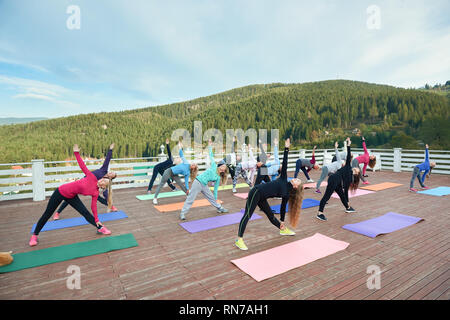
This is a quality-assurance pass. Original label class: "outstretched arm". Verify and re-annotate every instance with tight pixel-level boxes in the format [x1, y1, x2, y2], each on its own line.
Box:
[99, 143, 114, 172]
[345, 138, 352, 167]
[73, 145, 91, 176]
[362, 137, 368, 155]
[280, 139, 290, 180]
[335, 142, 342, 163]
[166, 138, 172, 160]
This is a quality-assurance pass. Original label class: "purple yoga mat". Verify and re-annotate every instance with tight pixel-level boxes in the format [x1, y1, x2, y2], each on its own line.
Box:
[342, 212, 424, 238]
[179, 211, 262, 233]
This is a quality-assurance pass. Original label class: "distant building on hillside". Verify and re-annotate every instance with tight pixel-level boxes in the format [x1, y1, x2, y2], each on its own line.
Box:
[352, 128, 361, 136]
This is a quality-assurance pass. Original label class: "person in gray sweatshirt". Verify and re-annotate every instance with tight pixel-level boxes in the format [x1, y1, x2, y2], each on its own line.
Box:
[315, 141, 346, 194]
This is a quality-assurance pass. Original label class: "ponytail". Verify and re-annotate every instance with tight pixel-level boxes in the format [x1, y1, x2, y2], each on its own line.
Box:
[107, 180, 113, 210]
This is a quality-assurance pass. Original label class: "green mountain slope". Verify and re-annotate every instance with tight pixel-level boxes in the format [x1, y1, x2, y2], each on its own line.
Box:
[0, 80, 448, 163]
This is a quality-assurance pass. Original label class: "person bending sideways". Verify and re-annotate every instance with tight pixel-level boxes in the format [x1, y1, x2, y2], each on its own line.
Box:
[54, 143, 117, 220]
[235, 138, 304, 251]
[29, 144, 112, 247]
[152, 141, 198, 205]
[409, 144, 436, 192]
[179, 140, 229, 220]
[294, 145, 319, 183]
[316, 138, 359, 222]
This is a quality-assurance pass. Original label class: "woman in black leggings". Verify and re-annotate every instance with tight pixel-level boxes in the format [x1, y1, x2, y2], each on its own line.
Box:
[235, 138, 305, 251]
[29, 144, 112, 247]
[147, 138, 177, 193]
[316, 138, 360, 222]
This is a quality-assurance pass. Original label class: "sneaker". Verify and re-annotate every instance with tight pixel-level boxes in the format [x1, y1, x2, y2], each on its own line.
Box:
[29, 235, 38, 246]
[421, 186, 430, 190]
[280, 227, 296, 236]
[147, 190, 152, 194]
[97, 226, 111, 235]
[307, 179, 314, 183]
[232, 187, 237, 193]
[53, 212, 60, 220]
[180, 213, 186, 220]
[171, 187, 178, 192]
[235, 238, 248, 251]
[153, 198, 158, 205]
[345, 206, 356, 213]
[316, 213, 327, 221]
[217, 207, 229, 213]
[409, 188, 418, 192]
[314, 189, 321, 194]
[110, 206, 118, 212]
[362, 181, 370, 185]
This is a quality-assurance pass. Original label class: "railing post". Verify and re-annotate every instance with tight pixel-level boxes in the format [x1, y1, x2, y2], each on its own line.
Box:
[32, 159, 45, 201]
[393, 148, 402, 172]
[323, 149, 328, 165]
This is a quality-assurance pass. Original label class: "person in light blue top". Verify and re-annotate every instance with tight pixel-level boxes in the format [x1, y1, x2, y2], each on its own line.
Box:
[409, 144, 436, 192]
[266, 139, 280, 181]
[180, 140, 229, 220]
[153, 141, 199, 204]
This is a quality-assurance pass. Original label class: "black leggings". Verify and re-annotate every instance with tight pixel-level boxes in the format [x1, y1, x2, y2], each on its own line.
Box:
[57, 195, 108, 213]
[238, 187, 281, 237]
[254, 165, 271, 186]
[147, 161, 176, 191]
[33, 188, 100, 235]
[318, 176, 349, 213]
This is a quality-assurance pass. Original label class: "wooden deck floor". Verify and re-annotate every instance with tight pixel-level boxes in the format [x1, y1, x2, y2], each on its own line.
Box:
[0, 170, 449, 300]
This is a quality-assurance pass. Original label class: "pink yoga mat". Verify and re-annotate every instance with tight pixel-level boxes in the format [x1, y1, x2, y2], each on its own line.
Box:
[233, 193, 248, 199]
[304, 181, 327, 189]
[331, 188, 374, 199]
[231, 233, 349, 282]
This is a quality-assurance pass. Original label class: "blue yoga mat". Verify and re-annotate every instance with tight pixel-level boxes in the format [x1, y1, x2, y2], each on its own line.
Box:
[30, 211, 128, 234]
[417, 186, 450, 197]
[240, 198, 320, 214]
[270, 198, 320, 213]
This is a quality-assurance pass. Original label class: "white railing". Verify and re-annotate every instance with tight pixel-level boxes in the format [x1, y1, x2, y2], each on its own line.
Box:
[0, 148, 449, 202]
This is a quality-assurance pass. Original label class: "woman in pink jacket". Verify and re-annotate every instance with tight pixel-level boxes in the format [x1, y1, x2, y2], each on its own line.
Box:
[29, 144, 112, 246]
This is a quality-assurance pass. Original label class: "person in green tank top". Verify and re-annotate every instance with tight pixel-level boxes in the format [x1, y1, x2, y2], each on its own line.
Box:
[179, 140, 229, 220]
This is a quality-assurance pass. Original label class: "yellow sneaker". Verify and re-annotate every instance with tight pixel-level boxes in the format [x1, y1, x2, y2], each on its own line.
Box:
[235, 238, 248, 251]
[280, 227, 296, 236]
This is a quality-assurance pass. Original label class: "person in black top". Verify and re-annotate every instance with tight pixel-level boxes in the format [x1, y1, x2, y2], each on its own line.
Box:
[235, 138, 305, 251]
[147, 138, 177, 193]
[316, 137, 360, 221]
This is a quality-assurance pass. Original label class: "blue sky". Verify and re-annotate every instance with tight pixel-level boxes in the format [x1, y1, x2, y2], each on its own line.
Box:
[0, 0, 449, 118]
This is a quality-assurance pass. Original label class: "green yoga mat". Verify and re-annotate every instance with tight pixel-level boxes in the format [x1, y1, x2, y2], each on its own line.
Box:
[0, 233, 138, 273]
[136, 190, 186, 200]
[210, 183, 249, 191]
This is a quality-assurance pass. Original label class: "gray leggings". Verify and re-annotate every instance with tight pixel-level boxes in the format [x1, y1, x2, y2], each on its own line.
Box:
[181, 179, 222, 216]
[233, 164, 252, 188]
[316, 166, 329, 190]
[352, 158, 366, 182]
[154, 168, 188, 199]
[410, 166, 425, 188]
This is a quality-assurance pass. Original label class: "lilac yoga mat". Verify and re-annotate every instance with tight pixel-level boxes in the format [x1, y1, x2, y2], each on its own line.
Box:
[179, 211, 262, 233]
[342, 212, 424, 238]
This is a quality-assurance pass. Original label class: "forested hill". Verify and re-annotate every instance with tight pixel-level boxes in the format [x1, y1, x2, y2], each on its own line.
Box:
[0, 80, 449, 163]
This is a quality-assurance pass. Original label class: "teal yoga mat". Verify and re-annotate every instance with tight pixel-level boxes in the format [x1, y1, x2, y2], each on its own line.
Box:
[417, 186, 450, 197]
[0, 233, 138, 273]
[136, 190, 186, 200]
